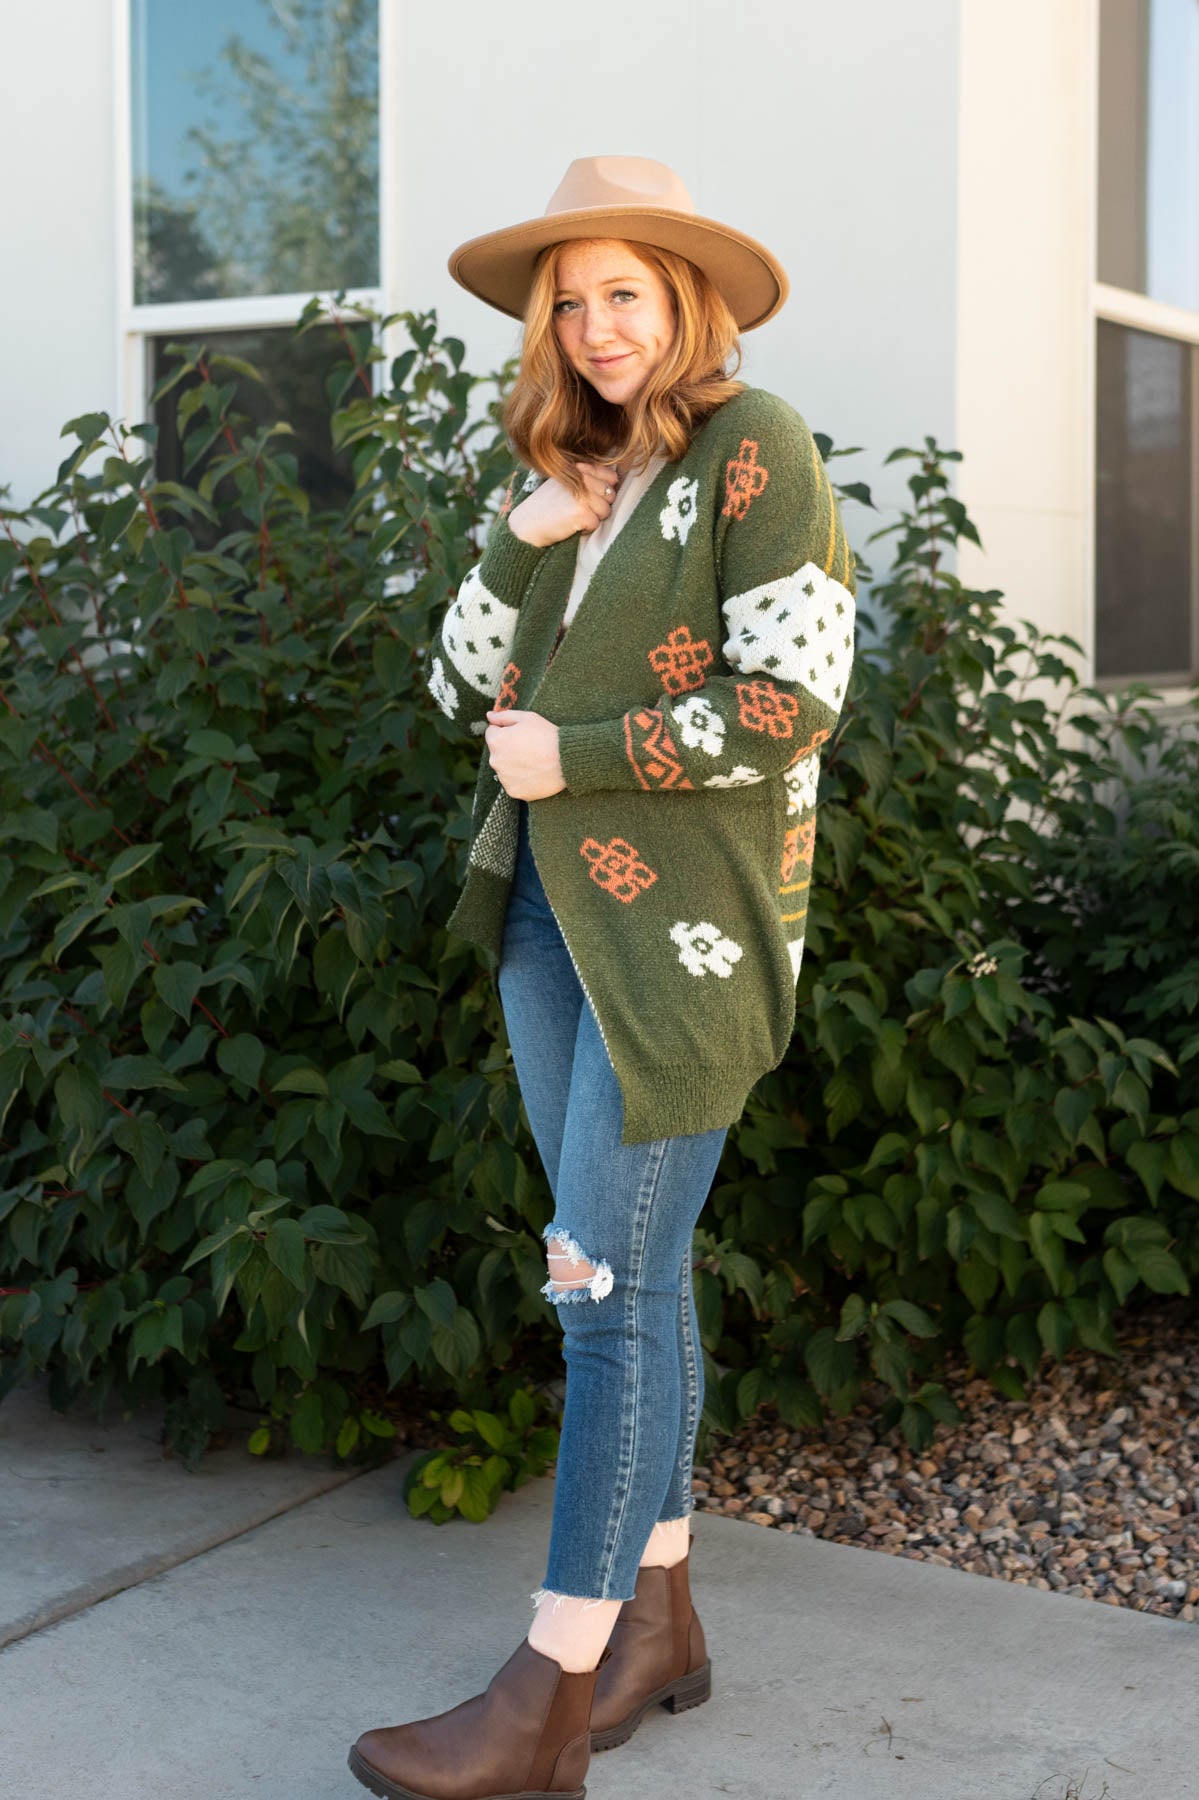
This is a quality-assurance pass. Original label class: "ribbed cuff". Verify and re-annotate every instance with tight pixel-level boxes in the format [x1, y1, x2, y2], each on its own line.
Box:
[477, 510, 551, 606]
[556, 716, 638, 795]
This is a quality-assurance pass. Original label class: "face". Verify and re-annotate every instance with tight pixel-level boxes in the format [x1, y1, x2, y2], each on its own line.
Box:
[551, 239, 677, 405]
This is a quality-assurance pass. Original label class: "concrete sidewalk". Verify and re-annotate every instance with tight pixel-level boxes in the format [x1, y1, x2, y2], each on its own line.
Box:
[1, 1377, 1196, 1800]
[0, 1375, 362, 1650]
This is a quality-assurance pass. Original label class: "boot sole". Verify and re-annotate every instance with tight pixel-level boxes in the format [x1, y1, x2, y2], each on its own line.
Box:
[347, 1744, 585, 1800]
[589, 1660, 712, 1753]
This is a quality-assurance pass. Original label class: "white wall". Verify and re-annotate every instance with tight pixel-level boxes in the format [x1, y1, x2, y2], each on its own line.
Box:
[0, 2, 119, 509]
[0, 0, 960, 563]
[955, 0, 1097, 668]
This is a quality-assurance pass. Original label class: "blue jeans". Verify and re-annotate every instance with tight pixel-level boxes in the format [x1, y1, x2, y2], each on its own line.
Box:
[496, 798, 729, 1602]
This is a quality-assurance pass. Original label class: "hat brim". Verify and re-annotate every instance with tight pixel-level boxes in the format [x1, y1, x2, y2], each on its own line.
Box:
[447, 204, 789, 333]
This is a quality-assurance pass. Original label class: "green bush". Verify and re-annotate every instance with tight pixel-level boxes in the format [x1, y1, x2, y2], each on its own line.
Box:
[698, 438, 1197, 1444]
[0, 302, 1194, 1475]
[403, 1386, 561, 1525]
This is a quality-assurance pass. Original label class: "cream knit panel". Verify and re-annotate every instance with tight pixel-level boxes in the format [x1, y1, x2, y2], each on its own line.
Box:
[438, 563, 521, 705]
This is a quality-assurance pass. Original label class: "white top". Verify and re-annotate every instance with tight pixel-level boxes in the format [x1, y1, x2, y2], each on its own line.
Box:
[561, 447, 671, 629]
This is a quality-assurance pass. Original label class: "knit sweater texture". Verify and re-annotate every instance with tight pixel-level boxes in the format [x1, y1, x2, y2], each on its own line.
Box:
[424, 384, 857, 1145]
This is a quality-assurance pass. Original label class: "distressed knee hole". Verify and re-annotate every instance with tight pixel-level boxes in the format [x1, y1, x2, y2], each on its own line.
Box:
[541, 1228, 614, 1305]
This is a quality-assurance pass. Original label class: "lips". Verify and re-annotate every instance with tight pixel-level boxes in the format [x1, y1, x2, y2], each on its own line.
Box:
[591, 353, 630, 367]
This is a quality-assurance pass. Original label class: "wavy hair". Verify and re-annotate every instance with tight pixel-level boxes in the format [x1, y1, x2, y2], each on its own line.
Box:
[501, 239, 746, 493]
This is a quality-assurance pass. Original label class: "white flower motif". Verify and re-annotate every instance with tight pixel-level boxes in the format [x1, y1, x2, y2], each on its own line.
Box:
[670, 920, 744, 979]
[674, 695, 725, 757]
[659, 475, 700, 546]
[428, 656, 458, 718]
[702, 764, 762, 788]
[521, 470, 540, 494]
[783, 752, 820, 815]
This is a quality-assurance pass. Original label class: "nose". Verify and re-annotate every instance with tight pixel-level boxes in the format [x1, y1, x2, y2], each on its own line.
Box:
[579, 307, 616, 348]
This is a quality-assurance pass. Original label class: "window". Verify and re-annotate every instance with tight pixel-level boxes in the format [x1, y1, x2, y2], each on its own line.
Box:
[150, 325, 358, 554]
[121, 0, 383, 495]
[130, 0, 379, 305]
[1095, 321, 1195, 680]
[1095, 0, 1199, 685]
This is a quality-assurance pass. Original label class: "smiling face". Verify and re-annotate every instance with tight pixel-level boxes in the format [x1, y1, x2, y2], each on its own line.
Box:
[551, 239, 678, 406]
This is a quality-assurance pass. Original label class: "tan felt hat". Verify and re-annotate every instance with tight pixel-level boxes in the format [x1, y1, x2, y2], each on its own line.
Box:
[446, 154, 789, 332]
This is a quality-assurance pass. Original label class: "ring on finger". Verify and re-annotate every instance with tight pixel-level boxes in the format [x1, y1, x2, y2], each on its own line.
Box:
[604, 484, 613, 499]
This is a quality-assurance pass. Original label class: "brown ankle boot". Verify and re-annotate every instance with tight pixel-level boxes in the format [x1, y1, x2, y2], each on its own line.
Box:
[589, 1545, 711, 1752]
[348, 1638, 608, 1800]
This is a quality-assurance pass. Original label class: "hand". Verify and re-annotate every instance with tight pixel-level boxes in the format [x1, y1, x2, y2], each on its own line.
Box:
[483, 708, 566, 800]
[508, 459, 622, 547]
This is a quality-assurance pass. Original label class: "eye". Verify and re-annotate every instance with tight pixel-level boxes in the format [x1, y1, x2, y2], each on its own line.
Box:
[552, 288, 638, 315]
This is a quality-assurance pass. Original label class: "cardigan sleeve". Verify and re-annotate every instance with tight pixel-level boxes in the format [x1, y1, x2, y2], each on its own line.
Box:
[423, 463, 551, 737]
[555, 394, 856, 793]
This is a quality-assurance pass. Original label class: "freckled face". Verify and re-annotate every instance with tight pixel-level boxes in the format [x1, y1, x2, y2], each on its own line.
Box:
[552, 239, 677, 405]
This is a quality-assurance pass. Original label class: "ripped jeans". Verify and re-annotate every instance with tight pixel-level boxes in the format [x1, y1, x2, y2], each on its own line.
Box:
[496, 798, 729, 1603]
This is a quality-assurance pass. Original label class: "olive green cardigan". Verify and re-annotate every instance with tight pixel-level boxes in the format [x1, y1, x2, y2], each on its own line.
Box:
[424, 385, 857, 1144]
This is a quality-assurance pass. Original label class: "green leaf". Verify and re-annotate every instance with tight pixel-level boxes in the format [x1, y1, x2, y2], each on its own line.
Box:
[1028, 1212, 1066, 1295]
[273, 1067, 329, 1097]
[107, 842, 162, 883]
[54, 1063, 105, 1136]
[804, 1327, 856, 1398]
[879, 1298, 938, 1338]
[430, 1308, 481, 1381]
[362, 1291, 411, 1329]
[1037, 1299, 1073, 1359]
[836, 1293, 870, 1340]
[1127, 1245, 1190, 1296]
[504, 1391, 532, 1433]
[472, 1410, 507, 1451]
[265, 1218, 308, 1290]
[1034, 1181, 1091, 1212]
[361, 1410, 395, 1439]
[153, 961, 202, 1022]
[113, 1111, 168, 1185]
[217, 1034, 265, 1091]
[103, 1054, 186, 1094]
[414, 1279, 457, 1328]
[296, 1204, 366, 1245]
[290, 1388, 325, 1454]
[967, 1191, 1025, 1241]
[181, 1219, 246, 1270]
[1102, 1246, 1138, 1305]
[1053, 1086, 1095, 1147]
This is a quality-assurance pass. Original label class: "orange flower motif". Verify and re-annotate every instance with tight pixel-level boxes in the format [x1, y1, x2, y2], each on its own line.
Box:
[722, 439, 770, 520]
[647, 625, 714, 696]
[785, 725, 832, 766]
[494, 661, 520, 710]
[736, 679, 800, 738]
[579, 836, 658, 903]
[781, 819, 817, 882]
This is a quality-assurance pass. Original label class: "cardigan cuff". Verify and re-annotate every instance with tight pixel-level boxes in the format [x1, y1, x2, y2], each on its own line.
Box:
[477, 510, 551, 606]
[556, 715, 639, 795]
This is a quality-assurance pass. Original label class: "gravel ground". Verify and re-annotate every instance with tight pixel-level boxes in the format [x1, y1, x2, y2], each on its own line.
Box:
[694, 1299, 1199, 1623]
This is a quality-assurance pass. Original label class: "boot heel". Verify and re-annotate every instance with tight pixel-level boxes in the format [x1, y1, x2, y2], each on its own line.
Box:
[663, 1661, 711, 1714]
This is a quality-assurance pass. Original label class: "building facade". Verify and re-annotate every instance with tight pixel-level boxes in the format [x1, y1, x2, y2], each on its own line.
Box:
[0, 0, 1194, 701]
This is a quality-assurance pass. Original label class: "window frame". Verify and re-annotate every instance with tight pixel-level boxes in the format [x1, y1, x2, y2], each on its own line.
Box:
[112, 0, 397, 426]
[1092, 0, 1199, 699]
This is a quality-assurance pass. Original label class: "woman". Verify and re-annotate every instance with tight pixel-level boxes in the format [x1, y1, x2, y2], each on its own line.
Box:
[349, 155, 856, 1800]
